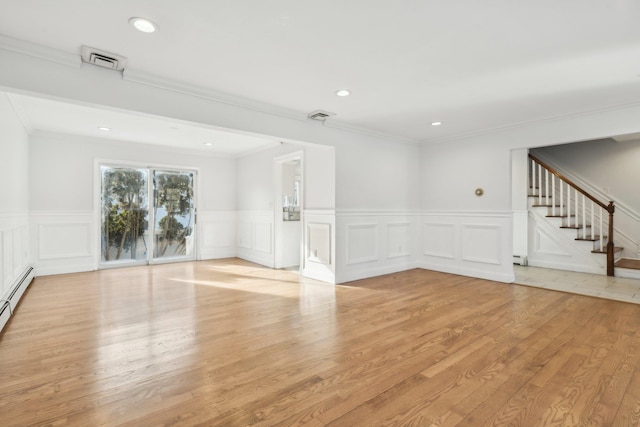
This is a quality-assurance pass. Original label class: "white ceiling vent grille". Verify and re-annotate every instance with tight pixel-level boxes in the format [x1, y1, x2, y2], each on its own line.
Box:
[307, 110, 336, 122]
[81, 46, 127, 71]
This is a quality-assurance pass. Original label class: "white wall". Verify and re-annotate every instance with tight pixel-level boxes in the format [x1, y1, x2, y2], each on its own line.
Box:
[0, 93, 31, 299]
[29, 132, 237, 274]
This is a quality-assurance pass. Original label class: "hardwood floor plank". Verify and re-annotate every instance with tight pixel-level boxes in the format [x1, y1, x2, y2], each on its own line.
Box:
[2, 259, 640, 426]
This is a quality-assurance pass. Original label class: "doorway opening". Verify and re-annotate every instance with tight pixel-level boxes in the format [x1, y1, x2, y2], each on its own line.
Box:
[274, 152, 303, 270]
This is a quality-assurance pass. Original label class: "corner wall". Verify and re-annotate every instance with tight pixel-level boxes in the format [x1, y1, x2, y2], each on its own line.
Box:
[0, 93, 32, 303]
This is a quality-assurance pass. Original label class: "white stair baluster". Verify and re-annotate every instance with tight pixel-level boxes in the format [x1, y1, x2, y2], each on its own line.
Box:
[546, 169, 549, 206]
[591, 200, 595, 240]
[530, 158, 535, 195]
[600, 208, 604, 252]
[567, 186, 571, 227]
[538, 164, 542, 205]
[575, 189, 578, 230]
[552, 174, 556, 216]
[560, 180, 564, 219]
[582, 194, 587, 238]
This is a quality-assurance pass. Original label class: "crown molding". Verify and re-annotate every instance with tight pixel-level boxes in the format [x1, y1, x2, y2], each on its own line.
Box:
[322, 119, 421, 145]
[422, 96, 640, 146]
[122, 69, 308, 121]
[30, 130, 239, 159]
[5, 92, 34, 133]
[0, 33, 80, 68]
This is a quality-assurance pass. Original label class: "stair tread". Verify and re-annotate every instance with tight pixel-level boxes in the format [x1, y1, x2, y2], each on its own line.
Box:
[560, 225, 592, 229]
[591, 246, 623, 254]
[546, 214, 576, 218]
[533, 204, 562, 208]
[575, 236, 607, 242]
[615, 258, 640, 270]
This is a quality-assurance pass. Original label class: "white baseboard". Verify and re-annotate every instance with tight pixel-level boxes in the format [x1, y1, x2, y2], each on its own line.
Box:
[420, 261, 516, 283]
[336, 261, 420, 284]
[527, 259, 605, 275]
[302, 267, 336, 284]
[36, 263, 95, 276]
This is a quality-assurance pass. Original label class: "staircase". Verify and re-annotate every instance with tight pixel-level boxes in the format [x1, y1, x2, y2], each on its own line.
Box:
[528, 154, 619, 276]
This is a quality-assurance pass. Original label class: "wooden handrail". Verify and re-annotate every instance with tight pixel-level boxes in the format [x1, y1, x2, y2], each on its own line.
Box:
[529, 153, 615, 276]
[529, 154, 614, 213]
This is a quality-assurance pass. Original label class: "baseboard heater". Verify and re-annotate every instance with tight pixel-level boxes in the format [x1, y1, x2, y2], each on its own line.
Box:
[513, 255, 528, 266]
[0, 266, 35, 333]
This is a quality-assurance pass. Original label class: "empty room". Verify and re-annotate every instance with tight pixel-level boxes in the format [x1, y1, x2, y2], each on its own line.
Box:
[2, 1, 640, 425]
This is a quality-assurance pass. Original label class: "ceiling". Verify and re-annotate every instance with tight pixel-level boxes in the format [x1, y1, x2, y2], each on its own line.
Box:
[6, 93, 278, 156]
[2, 0, 640, 145]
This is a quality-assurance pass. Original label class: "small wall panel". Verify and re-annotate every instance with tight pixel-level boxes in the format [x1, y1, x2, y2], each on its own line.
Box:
[12, 228, 22, 273]
[534, 229, 570, 256]
[387, 222, 411, 259]
[38, 223, 92, 259]
[346, 223, 378, 265]
[307, 223, 331, 264]
[254, 222, 272, 254]
[237, 222, 252, 249]
[422, 222, 455, 259]
[462, 224, 501, 265]
[202, 221, 235, 248]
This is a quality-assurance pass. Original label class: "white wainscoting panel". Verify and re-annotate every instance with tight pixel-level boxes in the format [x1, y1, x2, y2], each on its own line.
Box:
[237, 222, 252, 250]
[236, 210, 274, 268]
[420, 212, 515, 283]
[387, 222, 412, 259]
[0, 211, 32, 300]
[336, 211, 420, 284]
[346, 223, 378, 265]
[198, 211, 236, 260]
[303, 210, 335, 284]
[31, 211, 95, 276]
[422, 223, 455, 259]
[38, 223, 92, 259]
[254, 222, 273, 254]
[462, 224, 501, 265]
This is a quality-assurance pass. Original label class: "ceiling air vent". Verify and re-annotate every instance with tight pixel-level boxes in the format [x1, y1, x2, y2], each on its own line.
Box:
[80, 46, 127, 71]
[307, 110, 336, 122]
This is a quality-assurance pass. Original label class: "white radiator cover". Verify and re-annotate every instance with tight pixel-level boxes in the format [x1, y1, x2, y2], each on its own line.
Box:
[0, 266, 35, 333]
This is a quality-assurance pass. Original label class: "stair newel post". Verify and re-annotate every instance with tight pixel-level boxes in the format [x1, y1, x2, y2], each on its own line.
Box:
[607, 202, 615, 276]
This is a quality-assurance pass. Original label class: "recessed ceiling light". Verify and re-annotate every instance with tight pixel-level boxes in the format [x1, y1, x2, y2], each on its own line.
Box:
[129, 17, 158, 33]
[98, 127, 110, 131]
[203, 142, 213, 146]
[431, 121, 442, 126]
[336, 89, 351, 97]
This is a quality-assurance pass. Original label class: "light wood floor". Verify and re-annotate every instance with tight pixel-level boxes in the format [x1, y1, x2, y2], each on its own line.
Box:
[2, 259, 640, 426]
